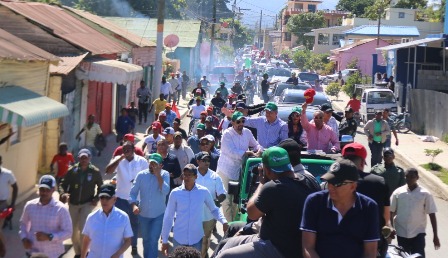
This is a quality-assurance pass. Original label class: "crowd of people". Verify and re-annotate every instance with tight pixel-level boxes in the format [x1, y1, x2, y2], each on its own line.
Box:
[0, 71, 441, 258]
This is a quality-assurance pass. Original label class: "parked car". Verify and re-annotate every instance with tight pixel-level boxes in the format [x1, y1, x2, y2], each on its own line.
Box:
[269, 83, 312, 102]
[208, 66, 235, 84]
[358, 86, 398, 122]
[298, 72, 319, 85]
[278, 88, 331, 106]
[326, 68, 358, 82]
[266, 68, 292, 83]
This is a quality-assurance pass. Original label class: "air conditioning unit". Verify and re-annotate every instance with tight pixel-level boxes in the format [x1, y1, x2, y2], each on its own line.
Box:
[401, 38, 410, 43]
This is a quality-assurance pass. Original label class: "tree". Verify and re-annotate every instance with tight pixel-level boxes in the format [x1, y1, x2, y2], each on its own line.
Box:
[292, 50, 311, 70]
[325, 82, 342, 100]
[286, 12, 326, 49]
[363, 0, 389, 20]
[424, 0, 445, 22]
[221, 18, 253, 49]
[337, 0, 375, 17]
[292, 50, 329, 72]
[394, 0, 427, 9]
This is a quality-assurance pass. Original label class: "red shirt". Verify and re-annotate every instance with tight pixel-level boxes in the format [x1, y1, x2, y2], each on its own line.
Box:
[112, 146, 145, 157]
[347, 99, 361, 112]
[51, 153, 75, 178]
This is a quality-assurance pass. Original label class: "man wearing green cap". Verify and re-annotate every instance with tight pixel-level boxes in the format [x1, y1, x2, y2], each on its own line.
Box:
[187, 123, 206, 154]
[217, 111, 262, 222]
[216, 147, 317, 258]
[130, 153, 170, 258]
[244, 102, 288, 148]
[216, 82, 229, 100]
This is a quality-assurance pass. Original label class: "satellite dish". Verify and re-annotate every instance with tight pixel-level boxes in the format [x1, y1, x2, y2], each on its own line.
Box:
[164, 34, 180, 48]
[222, 22, 229, 28]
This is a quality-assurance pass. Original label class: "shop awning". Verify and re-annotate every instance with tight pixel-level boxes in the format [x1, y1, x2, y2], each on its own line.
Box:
[76, 60, 143, 85]
[0, 86, 69, 127]
[376, 38, 444, 51]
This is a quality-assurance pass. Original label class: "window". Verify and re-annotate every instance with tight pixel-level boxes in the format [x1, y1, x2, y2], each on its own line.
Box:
[283, 15, 290, 25]
[284, 32, 291, 41]
[308, 4, 316, 12]
[332, 34, 345, 46]
[294, 3, 303, 10]
[318, 33, 329, 45]
[399, 12, 405, 18]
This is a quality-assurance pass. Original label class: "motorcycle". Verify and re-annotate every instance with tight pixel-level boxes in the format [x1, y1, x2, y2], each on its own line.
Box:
[386, 245, 422, 257]
[390, 111, 411, 133]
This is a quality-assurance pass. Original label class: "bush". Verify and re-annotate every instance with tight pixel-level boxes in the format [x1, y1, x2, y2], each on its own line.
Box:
[342, 71, 362, 96]
[325, 83, 341, 100]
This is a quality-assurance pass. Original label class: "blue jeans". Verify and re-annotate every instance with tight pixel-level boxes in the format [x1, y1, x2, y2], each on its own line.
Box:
[384, 137, 391, 148]
[139, 214, 164, 258]
[115, 198, 139, 247]
[173, 238, 203, 253]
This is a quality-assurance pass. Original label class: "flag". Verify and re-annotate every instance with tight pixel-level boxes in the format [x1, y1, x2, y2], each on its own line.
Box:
[172, 101, 181, 118]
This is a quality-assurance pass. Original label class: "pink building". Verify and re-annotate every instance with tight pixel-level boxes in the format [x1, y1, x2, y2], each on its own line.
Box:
[330, 39, 390, 75]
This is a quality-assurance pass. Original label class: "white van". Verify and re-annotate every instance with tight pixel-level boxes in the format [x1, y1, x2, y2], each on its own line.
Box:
[359, 87, 398, 123]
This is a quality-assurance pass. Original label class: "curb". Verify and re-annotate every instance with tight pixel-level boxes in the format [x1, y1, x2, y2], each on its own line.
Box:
[330, 93, 448, 200]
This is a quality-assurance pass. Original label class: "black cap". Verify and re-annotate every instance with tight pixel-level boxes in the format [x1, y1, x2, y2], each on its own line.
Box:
[174, 118, 181, 124]
[321, 159, 359, 184]
[320, 103, 334, 112]
[278, 138, 301, 154]
[98, 184, 116, 197]
[196, 151, 211, 161]
[383, 148, 394, 155]
[236, 102, 247, 109]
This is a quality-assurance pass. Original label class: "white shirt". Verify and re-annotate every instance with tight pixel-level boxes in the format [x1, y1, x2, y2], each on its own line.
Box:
[144, 134, 165, 154]
[217, 127, 262, 180]
[191, 105, 206, 119]
[0, 167, 16, 200]
[196, 169, 227, 221]
[83, 123, 102, 146]
[82, 206, 133, 258]
[160, 82, 172, 95]
[168, 78, 179, 92]
[390, 185, 437, 238]
[115, 155, 148, 199]
[169, 144, 195, 170]
[161, 184, 227, 245]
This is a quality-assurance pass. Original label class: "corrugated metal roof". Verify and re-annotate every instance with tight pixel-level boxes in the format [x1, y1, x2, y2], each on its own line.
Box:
[376, 38, 444, 51]
[0, 85, 69, 127]
[50, 52, 88, 75]
[104, 18, 201, 48]
[0, 28, 59, 62]
[332, 38, 383, 52]
[64, 7, 155, 47]
[0, 1, 130, 55]
[345, 25, 420, 37]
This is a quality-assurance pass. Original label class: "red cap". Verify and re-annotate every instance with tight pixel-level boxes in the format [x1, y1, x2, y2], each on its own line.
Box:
[342, 142, 367, 160]
[207, 106, 213, 111]
[123, 133, 134, 142]
[152, 121, 162, 131]
[200, 111, 207, 115]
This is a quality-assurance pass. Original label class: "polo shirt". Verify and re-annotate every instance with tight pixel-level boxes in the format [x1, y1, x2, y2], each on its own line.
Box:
[51, 153, 75, 178]
[115, 155, 149, 199]
[152, 99, 167, 114]
[373, 120, 382, 142]
[371, 164, 405, 196]
[0, 167, 16, 200]
[390, 185, 437, 238]
[161, 153, 182, 189]
[300, 191, 380, 258]
[196, 169, 227, 221]
[82, 206, 133, 258]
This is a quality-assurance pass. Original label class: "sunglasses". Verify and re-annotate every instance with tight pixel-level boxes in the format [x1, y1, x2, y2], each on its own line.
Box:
[99, 196, 112, 200]
[236, 119, 246, 124]
[329, 181, 355, 188]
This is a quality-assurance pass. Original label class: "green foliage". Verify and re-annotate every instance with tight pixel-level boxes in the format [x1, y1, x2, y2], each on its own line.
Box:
[443, 134, 448, 144]
[287, 12, 326, 49]
[323, 61, 335, 75]
[336, 0, 375, 17]
[424, 0, 445, 22]
[325, 83, 342, 100]
[292, 50, 311, 70]
[393, 0, 427, 9]
[346, 57, 358, 69]
[424, 148, 444, 164]
[342, 71, 362, 96]
[218, 45, 234, 64]
[221, 18, 253, 49]
[363, 0, 388, 20]
[292, 50, 329, 72]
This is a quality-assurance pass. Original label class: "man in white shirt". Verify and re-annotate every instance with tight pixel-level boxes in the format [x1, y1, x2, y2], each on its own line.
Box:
[81, 184, 133, 258]
[0, 155, 18, 253]
[189, 97, 207, 119]
[142, 121, 165, 155]
[168, 73, 179, 103]
[195, 152, 226, 257]
[390, 168, 440, 257]
[217, 111, 262, 222]
[161, 164, 228, 256]
[105, 141, 148, 255]
[160, 76, 172, 101]
[170, 132, 195, 170]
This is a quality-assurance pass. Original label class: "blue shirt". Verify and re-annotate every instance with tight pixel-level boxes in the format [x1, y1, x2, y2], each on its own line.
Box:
[129, 169, 170, 218]
[187, 135, 200, 154]
[165, 110, 177, 127]
[244, 116, 288, 148]
[161, 183, 227, 245]
[300, 191, 380, 258]
[115, 115, 135, 135]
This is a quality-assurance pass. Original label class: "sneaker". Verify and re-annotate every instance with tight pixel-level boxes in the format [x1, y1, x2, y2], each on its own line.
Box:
[131, 246, 138, 255]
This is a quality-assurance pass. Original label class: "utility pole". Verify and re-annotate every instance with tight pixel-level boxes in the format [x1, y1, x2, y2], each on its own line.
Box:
[376, 8, 382, 46]
[152, 0, 165, 101]
[258, 10, 262, 48]
[209, 0, 217, 69]
[280, 15, 283, 55]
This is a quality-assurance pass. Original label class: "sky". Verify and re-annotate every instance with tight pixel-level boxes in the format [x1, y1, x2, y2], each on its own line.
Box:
[231, 0, 339, 28]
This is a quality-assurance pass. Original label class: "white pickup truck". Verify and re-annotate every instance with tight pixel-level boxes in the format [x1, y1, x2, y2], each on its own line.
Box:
[356, 85, 398, 123]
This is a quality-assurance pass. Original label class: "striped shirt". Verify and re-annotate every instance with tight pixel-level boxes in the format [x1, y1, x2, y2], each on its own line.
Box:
[244, 116, 288, 148]
[19, 198, 72, 258]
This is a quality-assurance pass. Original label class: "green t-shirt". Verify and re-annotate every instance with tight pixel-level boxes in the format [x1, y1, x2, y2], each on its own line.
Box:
[373, 120, 382, 142]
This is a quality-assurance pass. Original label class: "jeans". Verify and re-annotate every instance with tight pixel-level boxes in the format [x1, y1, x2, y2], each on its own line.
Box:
[176, 90, 181, 104]
[138, 102, 149, 123]
[262, 93, 269, 103]
[384, 137, 391, 148]
[368, 141, 384, 167]
[115, 198, 139, 247]
[173, 238, 203, 253]
[139, 214, 164, 258]
[397, 233, 426, 257]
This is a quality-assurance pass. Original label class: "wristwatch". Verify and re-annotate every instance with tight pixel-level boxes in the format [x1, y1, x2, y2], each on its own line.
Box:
[48, 233, 54, 241]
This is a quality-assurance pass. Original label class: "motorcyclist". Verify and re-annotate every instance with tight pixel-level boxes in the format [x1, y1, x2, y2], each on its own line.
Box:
[199, 76, 210, 97]
[231, 81, 243, 95]
[243, 76, 255, 105]
[215, 82, 229, 100]
[210, 91, 226, 114]
[235, 71, 244, 82]
[219, 73, 228, 84]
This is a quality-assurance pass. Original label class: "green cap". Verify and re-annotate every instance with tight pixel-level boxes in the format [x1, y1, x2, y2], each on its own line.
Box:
[262, 147, 293, 173]
[291, 106, 302, 114]
[264, 102, 278, 112]
[148, 153, 163, 164]
[231, 111, 245, 122]
[220, 82, 225, 86]
[197, 123, 206, 130]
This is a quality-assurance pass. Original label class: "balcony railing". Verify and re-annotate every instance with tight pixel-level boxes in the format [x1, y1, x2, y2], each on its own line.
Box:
[284, 8, 351, 15]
